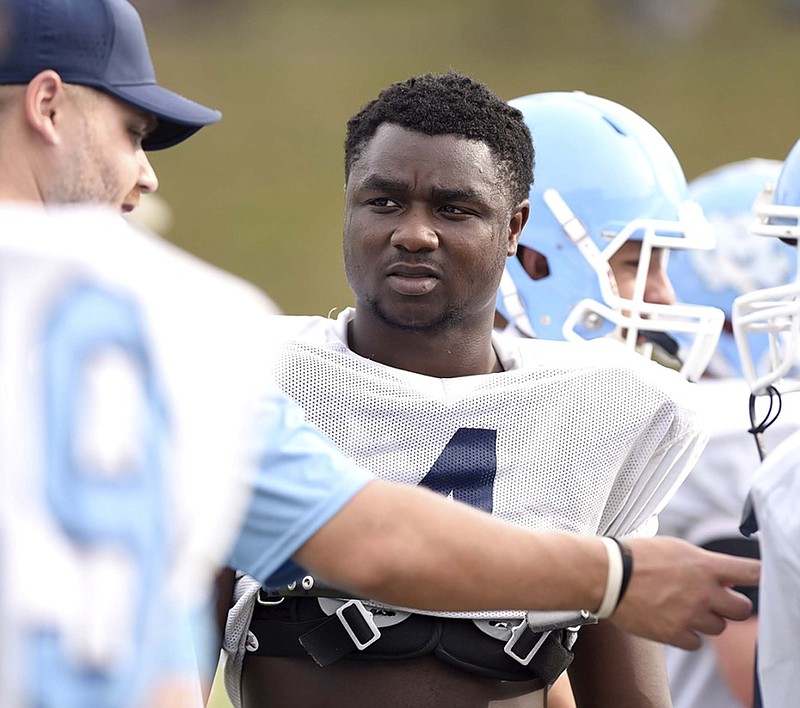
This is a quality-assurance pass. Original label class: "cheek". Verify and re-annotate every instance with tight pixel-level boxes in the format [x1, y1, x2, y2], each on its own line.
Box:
[462, 237, 507, 288]
[614, 271, 637, 300]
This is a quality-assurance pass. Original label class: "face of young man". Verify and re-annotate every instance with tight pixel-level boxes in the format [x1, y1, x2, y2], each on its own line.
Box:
[44, 86, 158, 213]
[343, 124, 524, 333]
[607, 240, 674, 306]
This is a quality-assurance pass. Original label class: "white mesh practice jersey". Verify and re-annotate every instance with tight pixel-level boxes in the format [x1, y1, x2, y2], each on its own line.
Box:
[0, 206, 280, 708]
[749, 428, 800, 708]
[268, 309, 709, 617]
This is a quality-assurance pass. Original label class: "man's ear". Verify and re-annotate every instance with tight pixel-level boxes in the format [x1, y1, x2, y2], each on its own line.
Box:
[507, 199, 530, 256]
[24, 70, 66, 146]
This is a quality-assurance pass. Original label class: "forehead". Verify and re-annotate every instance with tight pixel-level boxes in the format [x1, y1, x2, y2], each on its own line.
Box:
[90, 88, 158, 134]
[348, 124, 504, 196]
[116, 98, 158, 134]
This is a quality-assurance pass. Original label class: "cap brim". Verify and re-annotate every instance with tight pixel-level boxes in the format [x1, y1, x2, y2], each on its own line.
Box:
[108, 83, 222, 151]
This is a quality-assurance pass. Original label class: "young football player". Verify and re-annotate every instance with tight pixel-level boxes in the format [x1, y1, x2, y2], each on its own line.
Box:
[222, 75, 740, 708]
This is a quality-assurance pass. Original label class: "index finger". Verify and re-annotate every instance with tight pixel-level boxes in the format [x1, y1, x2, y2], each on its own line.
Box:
[707, 552, 760, 587]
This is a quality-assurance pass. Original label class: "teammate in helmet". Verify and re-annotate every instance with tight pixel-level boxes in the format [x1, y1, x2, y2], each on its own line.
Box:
[734, 145, 800, 398]
[730, 138, 800, 708]
[659, 158, 800, 708]
[495, 91, 724, 382]
[222, 73, 737, 708]
[491, 90, 731, 707]
[670, 159, 796, 379]
[493, 93, 795, 708]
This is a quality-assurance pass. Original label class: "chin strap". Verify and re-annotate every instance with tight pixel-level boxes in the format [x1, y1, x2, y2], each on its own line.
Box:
[639, 330, 683, 374]
[747, 386, 783, 463]
[740, 386, 783, 536]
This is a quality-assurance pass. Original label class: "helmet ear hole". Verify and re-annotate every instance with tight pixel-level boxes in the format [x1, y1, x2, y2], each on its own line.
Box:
[518, 245, 550, 281]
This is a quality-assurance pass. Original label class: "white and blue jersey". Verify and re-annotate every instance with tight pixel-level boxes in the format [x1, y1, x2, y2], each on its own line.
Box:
[0, 207, 372, 708]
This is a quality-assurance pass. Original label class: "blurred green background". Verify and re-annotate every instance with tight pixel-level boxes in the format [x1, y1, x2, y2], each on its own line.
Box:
[129, 1, 800, 704]
[137, 0, 800, 318]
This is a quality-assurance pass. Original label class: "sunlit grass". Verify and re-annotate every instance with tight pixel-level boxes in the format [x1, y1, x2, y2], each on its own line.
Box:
[139, 1, 800, 315]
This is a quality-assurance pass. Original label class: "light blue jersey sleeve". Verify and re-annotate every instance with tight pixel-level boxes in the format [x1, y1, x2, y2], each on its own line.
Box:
[227, 388, 374, 587]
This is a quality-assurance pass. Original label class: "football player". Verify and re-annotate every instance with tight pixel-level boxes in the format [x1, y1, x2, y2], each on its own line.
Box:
[495, 91, 724, 382]
[223, 74, 734, 708]
[660, 158, 800, 708]
[493, 90, 730, 707]
[0, 0, 225, 703]
[731, 137, 800, 708]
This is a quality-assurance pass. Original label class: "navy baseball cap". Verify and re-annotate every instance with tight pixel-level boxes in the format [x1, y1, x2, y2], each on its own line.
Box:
[0, 0, 222, 150]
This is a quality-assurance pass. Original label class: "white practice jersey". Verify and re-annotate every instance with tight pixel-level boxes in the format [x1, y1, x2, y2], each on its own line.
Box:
[659, 378, 800, 708]
[748, 428, 800, 708]
[0, 206, 280, 708]
[269, 309, 708, 618]
[222, 307, 709, 706]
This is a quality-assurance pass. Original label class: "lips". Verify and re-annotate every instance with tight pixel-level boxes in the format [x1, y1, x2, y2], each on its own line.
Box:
[386, 263, 441, 296]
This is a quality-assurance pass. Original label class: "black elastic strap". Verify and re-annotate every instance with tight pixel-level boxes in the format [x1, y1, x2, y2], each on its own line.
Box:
[298, 602, 379, 667]
[249, 597, 572, 683]
[610, 537, 633, 609]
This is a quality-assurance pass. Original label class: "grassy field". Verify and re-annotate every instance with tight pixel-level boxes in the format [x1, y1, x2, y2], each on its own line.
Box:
[139, 0, 800, 317]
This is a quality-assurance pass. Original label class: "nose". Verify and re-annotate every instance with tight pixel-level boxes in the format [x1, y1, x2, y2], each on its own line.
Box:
[137, 149, 159, 194]
[390, 210, 439, 252]
[644, 261, 675, 305]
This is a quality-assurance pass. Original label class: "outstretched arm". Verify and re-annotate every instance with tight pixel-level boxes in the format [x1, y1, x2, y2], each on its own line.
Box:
[294, 480, 759, 650]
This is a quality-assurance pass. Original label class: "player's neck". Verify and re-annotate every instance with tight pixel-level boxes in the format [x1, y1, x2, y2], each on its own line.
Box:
[347, 312, 503, 378]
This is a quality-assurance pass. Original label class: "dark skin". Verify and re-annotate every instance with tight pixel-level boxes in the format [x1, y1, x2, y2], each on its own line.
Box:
[228, 126, 672, 708]
[342, 124, 524, 378]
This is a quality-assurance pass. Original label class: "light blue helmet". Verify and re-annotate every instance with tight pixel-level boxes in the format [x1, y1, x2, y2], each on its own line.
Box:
[497, 91, 724, 380]
[667, 158, 790, 379]
[732, 140, 800, 395]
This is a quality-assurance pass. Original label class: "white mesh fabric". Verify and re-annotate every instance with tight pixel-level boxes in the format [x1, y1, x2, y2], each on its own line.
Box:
[222, 309, 707, 699]
[222, 575, 261, 708]
[267, 310, 707, 619]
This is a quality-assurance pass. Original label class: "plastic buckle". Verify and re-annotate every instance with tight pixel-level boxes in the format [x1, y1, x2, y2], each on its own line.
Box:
[335, 600, 381, 651]
[504, 623, 551, 666]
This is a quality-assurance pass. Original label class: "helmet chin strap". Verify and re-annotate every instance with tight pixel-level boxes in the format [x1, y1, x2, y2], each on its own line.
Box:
[640, 330, 680, 357]
[638, 330, 683, 374]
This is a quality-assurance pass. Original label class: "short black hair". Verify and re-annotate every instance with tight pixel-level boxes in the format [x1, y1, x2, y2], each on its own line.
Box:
[344, 71, 534, 206]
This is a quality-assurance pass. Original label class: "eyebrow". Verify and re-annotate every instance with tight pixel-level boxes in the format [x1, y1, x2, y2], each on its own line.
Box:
[359, 174, 489, 206]
[430, 185, 485, 205]
[360, 175, 410, 193]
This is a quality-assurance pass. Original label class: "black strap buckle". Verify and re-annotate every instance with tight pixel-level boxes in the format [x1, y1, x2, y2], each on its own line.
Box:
[298, 599, 381, 666]
[336, 600, 381, 650]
